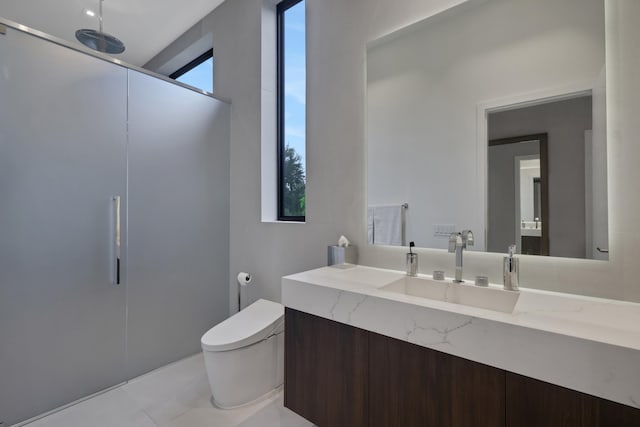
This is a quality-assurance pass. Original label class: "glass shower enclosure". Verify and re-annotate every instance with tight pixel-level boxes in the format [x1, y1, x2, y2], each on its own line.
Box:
[0, 21, 230, 426]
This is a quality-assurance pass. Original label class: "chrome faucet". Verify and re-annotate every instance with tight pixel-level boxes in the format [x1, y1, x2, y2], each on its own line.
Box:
[448, 230, 474, 283]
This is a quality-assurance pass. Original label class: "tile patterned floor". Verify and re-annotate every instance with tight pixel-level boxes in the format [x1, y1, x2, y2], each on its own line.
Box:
[24, 354, 313, 427]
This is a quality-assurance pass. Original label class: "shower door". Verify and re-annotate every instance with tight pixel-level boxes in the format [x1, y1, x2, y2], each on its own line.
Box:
[0, 28, 127, 425]
[126, 70, 230, 378]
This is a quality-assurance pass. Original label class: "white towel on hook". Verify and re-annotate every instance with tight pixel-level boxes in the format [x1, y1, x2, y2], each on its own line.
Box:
[371, 205, 403, 246]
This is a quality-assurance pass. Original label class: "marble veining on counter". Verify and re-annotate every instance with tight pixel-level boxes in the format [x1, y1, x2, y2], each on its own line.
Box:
[281, 265, 640, 409]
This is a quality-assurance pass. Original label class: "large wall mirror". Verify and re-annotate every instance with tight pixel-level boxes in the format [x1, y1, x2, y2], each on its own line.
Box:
[366, 0, 608, 260]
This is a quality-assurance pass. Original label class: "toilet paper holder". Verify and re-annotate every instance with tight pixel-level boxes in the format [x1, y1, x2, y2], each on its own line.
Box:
[237, 272, 252, 312]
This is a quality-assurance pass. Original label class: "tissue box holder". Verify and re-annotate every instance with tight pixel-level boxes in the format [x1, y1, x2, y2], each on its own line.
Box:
[327, 245, 358, 266]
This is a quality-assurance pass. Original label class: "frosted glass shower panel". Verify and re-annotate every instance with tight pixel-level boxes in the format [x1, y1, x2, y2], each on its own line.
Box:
[0, 26, 128, 425]
[126, 70, 231, 378]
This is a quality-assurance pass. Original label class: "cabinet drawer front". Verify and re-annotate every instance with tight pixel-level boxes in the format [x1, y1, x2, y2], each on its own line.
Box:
[284, 309, 369, 426]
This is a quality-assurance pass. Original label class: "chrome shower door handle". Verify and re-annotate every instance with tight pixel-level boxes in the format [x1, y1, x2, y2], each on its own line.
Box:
[112, 195, 121, 285]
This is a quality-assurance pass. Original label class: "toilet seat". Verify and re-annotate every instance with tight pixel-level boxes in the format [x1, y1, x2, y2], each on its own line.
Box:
[201, 299, 284, 352]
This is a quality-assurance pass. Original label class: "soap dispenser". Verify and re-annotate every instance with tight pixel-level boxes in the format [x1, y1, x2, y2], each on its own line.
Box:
[406, 241, 418, 276]
[503, 244, 519, 291]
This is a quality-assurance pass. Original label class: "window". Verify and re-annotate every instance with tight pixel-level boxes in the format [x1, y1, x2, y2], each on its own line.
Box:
[277, 0, 306, 221]
[170, 49, 213, 93]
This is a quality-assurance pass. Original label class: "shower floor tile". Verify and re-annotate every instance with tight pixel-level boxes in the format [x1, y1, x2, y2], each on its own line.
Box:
[23, 354, 313, 427]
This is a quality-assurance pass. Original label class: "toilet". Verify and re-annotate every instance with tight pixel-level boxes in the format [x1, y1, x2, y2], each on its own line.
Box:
[201, 299, 285, 408]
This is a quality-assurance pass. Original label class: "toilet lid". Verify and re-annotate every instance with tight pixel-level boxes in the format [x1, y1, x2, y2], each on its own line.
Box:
[201, 299, 284, 352]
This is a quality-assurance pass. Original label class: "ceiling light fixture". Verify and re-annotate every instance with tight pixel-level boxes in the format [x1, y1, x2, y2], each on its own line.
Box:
[75, 0, 125, 54]
[84, 9, 96, 17]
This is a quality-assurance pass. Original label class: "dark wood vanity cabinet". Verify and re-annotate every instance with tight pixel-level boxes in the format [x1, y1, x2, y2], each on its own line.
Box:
[284, 309, 640, 427]
[284, 308, 369, 426]
[506, 373, 640, 427]
[369, 332, 505, 427]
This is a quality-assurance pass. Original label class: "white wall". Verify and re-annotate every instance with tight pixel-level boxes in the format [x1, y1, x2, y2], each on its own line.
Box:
[590, 68, 609, 260]
[205, 0, 363, 312]
[148, 0, 640, 304]
[366, 0, 604, 251]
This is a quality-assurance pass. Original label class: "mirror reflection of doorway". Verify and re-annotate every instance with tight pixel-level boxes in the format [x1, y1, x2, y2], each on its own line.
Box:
[486, 93, 603, 259]
[533, 177, 541, 220]
[515, 155, 547, 255]
[488, 133, 549, 255]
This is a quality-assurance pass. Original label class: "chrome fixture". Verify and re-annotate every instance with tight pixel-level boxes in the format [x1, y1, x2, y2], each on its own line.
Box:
[475, 275, 489, 287]
[503, 244, 519, 291]
[406, 241, 418, 276]
[76, 0, 125, 54]
[112, 195, 121, 285]
[433, 270, 445, 281]
[448, 230, 474, 283]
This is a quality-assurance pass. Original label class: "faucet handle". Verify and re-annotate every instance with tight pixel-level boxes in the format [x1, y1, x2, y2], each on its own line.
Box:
[448, 232, 459, 253]
[461, 229, 474, 246]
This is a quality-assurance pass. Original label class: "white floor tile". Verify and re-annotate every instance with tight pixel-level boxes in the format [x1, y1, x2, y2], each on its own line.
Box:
[123, 354, 208, 408]
[160, 407, 237, 427]
[24, 354, 313, 427]
[25, 388, 156, 427]
[236, 395, 314, 427]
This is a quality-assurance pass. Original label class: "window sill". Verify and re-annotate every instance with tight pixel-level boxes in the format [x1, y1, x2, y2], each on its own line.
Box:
[261, 219, 306, 225]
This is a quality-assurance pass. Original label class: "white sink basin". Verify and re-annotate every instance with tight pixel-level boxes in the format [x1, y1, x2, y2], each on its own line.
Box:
[381, 276, 520, 314]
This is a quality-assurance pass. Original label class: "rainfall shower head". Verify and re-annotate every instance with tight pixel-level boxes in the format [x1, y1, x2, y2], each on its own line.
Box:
[76, 29, 125, 54]
[76, 0, 125, 54]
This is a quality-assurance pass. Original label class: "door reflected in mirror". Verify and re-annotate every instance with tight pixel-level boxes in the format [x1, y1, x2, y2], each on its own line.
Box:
[519, 159, 542, 254]
[486, 94, 607, 259]
[488, 133, 548, 256]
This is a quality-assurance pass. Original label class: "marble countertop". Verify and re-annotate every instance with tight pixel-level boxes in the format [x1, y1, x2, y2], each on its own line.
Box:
[281, 265, 640, 409]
